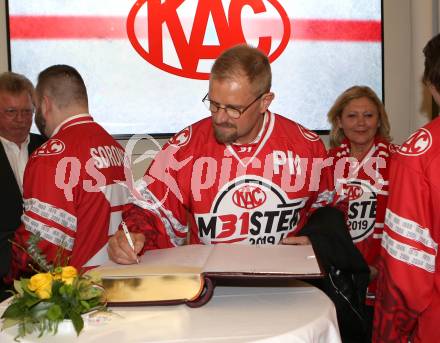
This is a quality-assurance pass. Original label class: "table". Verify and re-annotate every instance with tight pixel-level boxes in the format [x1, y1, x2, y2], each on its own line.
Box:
[0, 280, 341, 342]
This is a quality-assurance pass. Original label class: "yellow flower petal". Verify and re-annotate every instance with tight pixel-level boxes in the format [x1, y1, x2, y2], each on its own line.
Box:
[63, 277, 75, 286]
[61, 266, 78, 280]
[28, 273, 53, 299]
[35, 288, 51, 299]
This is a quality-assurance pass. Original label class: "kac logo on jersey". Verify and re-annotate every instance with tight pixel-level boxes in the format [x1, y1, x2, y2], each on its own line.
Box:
[232, 184, 267, 209]
[399, 128, 432, 156]
[195, 176, 307, 245]
[346, 184, 363, 201]
[169, 126, 192, 147]
[345, 179, 377, 242]
[34, 139, 65, 157]
[127, 0, 291, 79]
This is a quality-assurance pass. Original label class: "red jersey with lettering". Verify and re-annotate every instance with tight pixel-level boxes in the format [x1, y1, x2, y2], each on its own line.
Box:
[8, 115, 129, 279]
[373, 118, 440, 343]
[328, 137, 396, 304]
[124, 112, 331, 252]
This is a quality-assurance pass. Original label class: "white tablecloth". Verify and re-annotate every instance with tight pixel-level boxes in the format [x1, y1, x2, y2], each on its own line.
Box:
[0, 280, 341, 342]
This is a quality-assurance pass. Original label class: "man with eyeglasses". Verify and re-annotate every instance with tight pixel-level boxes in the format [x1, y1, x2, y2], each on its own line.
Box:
[0, 72, 45, 301]
[108, 44, 330, 263]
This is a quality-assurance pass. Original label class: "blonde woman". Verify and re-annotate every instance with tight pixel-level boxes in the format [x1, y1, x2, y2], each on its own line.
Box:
[327, 85, 396, 341]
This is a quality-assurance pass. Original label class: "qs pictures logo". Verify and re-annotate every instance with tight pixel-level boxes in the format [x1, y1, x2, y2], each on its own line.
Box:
[127, 0, 291, 79]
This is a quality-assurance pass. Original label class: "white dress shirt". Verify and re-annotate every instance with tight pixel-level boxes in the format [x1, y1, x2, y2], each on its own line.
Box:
[0, 135, 30, 194]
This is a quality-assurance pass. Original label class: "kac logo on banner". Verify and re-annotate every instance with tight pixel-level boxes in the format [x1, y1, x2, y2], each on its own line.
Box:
[127, 0, 290, 79]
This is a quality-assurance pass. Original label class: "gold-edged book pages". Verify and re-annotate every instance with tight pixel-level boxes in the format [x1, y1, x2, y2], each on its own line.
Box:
[91, 244, 322, 307]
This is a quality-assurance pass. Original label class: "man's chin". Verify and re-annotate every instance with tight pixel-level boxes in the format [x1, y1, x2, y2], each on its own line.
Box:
[214, 128, 237, 144]
[12, 133, 29, 144]
[10, 128, 29, 141]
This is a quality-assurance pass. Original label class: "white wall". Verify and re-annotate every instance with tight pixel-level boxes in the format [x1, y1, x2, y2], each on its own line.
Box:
[382, 0, 435, 144]
[0, 0, 437, 149]
[0, 0, 7, 72]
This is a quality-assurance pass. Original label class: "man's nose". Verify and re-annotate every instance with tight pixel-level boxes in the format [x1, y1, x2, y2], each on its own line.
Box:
[14, 112, 28, 122]
[213, 107, 229, 124]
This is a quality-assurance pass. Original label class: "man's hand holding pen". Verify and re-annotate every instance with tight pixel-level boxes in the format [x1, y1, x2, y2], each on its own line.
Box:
[108, 223, 145, 264]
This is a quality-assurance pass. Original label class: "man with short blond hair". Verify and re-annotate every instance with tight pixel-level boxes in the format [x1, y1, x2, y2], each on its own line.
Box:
[108, 44, 329, 262]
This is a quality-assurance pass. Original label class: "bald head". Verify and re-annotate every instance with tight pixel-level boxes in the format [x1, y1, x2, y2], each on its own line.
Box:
[34, 65, 89, 137]
[36, 65, 88, 110]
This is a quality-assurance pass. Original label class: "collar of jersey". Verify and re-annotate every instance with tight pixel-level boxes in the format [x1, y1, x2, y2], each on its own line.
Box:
[51, 114, 94, 137]
[226, 111, 275, 168]
[231, 111, 269, 147]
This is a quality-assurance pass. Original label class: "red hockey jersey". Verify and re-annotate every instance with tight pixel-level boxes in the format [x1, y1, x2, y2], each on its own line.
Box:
[373, 118, 440, 343]
[8, 115, 129, 278]
[328, 137, 395, 303]
[124, 112, 331, 252]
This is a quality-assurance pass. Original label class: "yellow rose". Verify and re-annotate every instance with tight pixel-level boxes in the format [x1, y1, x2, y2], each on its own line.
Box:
[28, 273, 53, 299]
[60, 266, 78, 285]
[53, 267, 63, 281]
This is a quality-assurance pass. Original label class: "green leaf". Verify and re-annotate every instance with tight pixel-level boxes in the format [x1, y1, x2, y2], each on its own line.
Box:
[37, 320, 46, 338]
[51, 320, 61, 335]
[1, 303, 22, 319]
[52, 279, 63, 290]
[24, 320, 35, 334]
[59, 283, 74, 297]
[3, 235, 107, 340]
[13, 280, 24, 296]
[27, 234, 53, 271]
[47, 304, 63, 321]
[21, 279, 37, 298]
[69, 311, 84, 336]
[79, 285, 103, 300]
[18, 322, 26, 338]
[1, 317, 20, 330]
[24, 296, 41, 308]
[80, 300, 90, 311]
[29, 301, 52, 320]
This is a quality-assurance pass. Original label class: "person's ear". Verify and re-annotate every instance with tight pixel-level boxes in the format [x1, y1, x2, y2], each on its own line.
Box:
[336, 116, 342, 129]
[41, 95, 51, 119]
[260, 92, 274, 113]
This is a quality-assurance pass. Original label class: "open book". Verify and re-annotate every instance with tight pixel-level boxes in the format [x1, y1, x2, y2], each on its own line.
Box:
[92, 244, 323, 307]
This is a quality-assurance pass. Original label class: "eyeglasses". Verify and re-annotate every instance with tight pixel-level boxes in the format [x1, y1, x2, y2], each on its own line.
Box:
[1, 108, 35, 119]
[202, 93, 264, 119]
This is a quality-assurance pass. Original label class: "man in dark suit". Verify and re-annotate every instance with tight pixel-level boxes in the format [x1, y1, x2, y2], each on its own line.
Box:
[0, 72, 45, 301]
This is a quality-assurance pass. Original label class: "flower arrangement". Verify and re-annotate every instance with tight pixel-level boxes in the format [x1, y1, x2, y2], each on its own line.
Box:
[1, 234, 106, 339]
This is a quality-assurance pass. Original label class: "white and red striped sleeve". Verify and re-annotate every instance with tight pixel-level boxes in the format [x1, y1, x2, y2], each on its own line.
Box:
[373, 130, 439, 342]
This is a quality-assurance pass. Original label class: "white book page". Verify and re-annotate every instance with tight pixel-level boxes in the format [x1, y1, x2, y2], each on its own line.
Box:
[139, 245, 212, 268]
[95, 245, 212, 277]
[204, 244, 320, 275]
